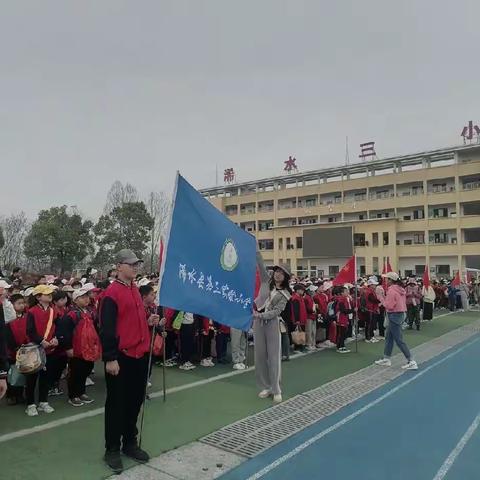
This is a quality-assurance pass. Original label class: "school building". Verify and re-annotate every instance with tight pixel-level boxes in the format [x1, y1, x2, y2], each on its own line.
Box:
[201, 143, 480, 279]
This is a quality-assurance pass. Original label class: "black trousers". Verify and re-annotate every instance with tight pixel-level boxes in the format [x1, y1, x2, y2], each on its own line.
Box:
[337, 325, 347, 349]
[376, 308, 386, 336]
[216, 332, 228, 361]
[104, 354, 149, 451]
[180, 323, 195, 363]
[48, 354, 68, 388]
[25, 354, 61, 405]
[164, 330, 177, 360]
[68, 357, 94, 399]
[202, 330, 214, 359]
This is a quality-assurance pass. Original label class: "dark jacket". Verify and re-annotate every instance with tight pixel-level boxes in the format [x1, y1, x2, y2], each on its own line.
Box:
[0, 304, 9, 379]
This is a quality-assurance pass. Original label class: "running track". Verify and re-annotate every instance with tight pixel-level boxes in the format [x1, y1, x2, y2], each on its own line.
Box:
[221, 334, 480, 480]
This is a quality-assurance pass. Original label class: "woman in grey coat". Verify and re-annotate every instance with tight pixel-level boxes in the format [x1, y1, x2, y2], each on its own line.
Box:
[458, 281, 470, 311]
[253, 265, 291, 404]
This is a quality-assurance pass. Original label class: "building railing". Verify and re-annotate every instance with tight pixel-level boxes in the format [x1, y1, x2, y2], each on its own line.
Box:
[462, 182, 480, 190]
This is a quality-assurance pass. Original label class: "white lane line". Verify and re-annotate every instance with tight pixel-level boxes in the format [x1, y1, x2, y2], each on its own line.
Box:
[432, 411, 480, 480]
[245, 335, 480, 480]
[0, 310, 458, 444]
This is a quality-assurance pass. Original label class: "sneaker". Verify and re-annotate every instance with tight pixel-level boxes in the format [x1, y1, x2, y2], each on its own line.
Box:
[165, 359, 178, 367]
[258, 390, 272, 399]
[122, 444, 150, 463]
[371, 338, 380, 343]
[365, 339, 374, 343]
[338, 348, 351, 354]
[233, 363, 246, 370]
[306, 346, 316, 351]
[104, 450, 123, 474]
[375, 358, 392, 367]
[402, 360, 418, 370]
[377, 336, 385, 340]
[68, 397, 84, 407]
[37, 402, 55, 414]
[273, 394, 283, 403]
[179, 362, 196, 371]
[147, 381, 152, 388]
[85, 377, 95, 387]
[201, 358, 214, 367]
[206, 358, 215, 367]
[48, 387, 63, 397]
[79, 394, 94, 404]
[25, 404, 38, 417]
[281, 356, 290, 362]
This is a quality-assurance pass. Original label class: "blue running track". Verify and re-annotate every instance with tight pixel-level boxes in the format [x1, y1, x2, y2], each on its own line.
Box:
[221, 334, 480, 480]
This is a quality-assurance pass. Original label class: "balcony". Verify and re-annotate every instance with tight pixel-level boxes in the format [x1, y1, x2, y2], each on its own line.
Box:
[397, 245, 428, 257]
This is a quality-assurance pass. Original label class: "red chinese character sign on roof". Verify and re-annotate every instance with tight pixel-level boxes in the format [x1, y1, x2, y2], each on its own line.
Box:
[224, 168, 235, 184]
[284, 156, 298, 174]
[359, 141, 377, 160]
[461, 121, 480, 144]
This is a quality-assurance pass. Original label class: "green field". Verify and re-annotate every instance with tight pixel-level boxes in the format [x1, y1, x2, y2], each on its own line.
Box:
[0, 310, 478, 480]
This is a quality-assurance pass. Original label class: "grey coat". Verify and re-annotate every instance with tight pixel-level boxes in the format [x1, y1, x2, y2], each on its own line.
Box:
[256, 289, 291, 324]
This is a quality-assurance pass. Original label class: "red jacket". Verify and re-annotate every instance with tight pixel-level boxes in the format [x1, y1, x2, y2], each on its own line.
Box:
[313, 292, 329, 317]
[365, 287, 380, 314]
[101, 280, 150, 359]
[291, 293, 307, 326]
[26, 305, 57, 354]
[335, 295, 353, 327]
[8, 315, 28, 348]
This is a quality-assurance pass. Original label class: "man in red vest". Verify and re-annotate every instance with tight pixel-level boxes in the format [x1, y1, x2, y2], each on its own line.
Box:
[100, 249, 159, 474]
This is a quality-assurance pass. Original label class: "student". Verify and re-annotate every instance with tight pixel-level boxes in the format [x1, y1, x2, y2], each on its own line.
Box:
[5, 293, 28, 404]
[406, 278, 422, 330]
[374, 277, 386, 339]
[335, 287, 353, 353]
[215, 322, 230, 364]
[422, 282, 435, 320]
[375, 272, 418, 370]
[199, 316, 215, 367]
[230, 327, 247, 370]
[290, 284, 307, 351]
[178, 312, 196, 370]
[25, 284, 59, 416]
[365, 277, 381, 343]
[56, 288, 101, 407]
[253, 264, 291, 404]
[304, 285, 317, 351]
[314, 284, 331, 346]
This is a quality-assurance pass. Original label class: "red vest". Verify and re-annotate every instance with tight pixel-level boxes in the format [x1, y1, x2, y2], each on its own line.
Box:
[335, 295, 352, 327]
[304, 294, 316, 320]
[291, 293, 307, 326]
[8, 315, 28, 348]
[28, 305, 56, 343]
[102, 281, 150, 359]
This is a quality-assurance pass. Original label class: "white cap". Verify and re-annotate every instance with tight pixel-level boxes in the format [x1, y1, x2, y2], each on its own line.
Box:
[382, 271, 400, 282]
[22, 287, 35, 297]
[91, 269, 98, 275]
[367, 276, 379, 286]
[0, 280, 12, 289]
[308, 285, 318, 293]
[137, 278, 151, 287]
[82, 283, 96, 292]
[73, 288, 90, 301]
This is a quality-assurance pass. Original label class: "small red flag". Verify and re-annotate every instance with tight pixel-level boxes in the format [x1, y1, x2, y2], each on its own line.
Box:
[451, 271, 461, 287]
[422, 265, 430, 288]
[332, 256, 356, 286]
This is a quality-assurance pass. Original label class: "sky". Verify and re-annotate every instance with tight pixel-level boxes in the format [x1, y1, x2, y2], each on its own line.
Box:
[1, 0, 479, 221]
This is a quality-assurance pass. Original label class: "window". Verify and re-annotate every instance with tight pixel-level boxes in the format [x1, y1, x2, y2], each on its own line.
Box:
[359, 214, 365, 220]
[359, 265, 366, 276]
[354, 192, 366, 201]
[404, 239, 413, 245]
[225, 205, 238, 216]
[414, 233, 424, 244]
[413, 209, 424, 219]
[431, 233, 448, 244]
[432, 183, 447, 193]
[286, 237, 293, 249]
[436, 265, 450, 275]
[296, 237, 303, 249]
[433, 208, 448, 218]
[278, 238, 283, 250]
[354, 233, 366, 247]
[305, 198, 317, 207]
[383, 232, 389, 246]
[334, 195, 342, 203]
[412, 186, 422, 195]
[403, 215, 411, 221]
[404, 270, 413, 277]
[258, 221, 273, 231]
[329, 265, 339, 277]
[372, 232, 379, 247]
[258, 239, 274, 250]
[328, 217, 337, 223]
[415, 265, 425, 275]
[372, 257, 379, 274]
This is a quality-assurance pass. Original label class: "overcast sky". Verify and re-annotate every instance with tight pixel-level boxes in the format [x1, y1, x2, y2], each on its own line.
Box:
[1, 0, 479, 220]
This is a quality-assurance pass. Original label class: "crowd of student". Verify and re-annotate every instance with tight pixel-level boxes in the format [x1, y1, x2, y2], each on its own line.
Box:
[0, 265, 478, 416]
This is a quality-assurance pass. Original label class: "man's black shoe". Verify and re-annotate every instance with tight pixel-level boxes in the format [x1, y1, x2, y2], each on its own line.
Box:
[122, 444, 150, 463]
[104, 450, 123, 474]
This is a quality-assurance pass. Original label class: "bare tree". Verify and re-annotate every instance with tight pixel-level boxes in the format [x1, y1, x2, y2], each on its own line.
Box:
[0, 212, 30, 271]
[104, 181, 139, 214]
[146, 191, 171, 272]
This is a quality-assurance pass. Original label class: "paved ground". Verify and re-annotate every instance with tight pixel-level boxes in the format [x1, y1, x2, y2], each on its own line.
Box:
[0, 310, 478, 480]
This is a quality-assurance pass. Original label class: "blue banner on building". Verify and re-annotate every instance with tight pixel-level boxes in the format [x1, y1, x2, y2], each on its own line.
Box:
[158, 174, 257, 331]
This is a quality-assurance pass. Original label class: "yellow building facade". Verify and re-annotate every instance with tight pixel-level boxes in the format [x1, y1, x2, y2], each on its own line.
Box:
[201, 144, 480, 279]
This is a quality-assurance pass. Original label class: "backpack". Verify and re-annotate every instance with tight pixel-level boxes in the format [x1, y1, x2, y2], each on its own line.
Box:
[73, 310, 102, 362]
[327, 300, 337, 320]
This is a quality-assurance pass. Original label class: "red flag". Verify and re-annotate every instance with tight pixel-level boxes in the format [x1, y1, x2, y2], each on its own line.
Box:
[332, 256, 356, 286]
[422, 265, 430, 288]
[451, 271, 461, 287]
[382, 258, 393, 290]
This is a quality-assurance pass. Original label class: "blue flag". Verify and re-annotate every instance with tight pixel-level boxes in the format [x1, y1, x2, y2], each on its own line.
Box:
[159, 174, 257, 331]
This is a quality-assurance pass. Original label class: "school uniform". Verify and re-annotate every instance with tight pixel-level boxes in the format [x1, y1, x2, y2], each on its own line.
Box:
[25, 304, 59, 405]
[335, 295, 353, 350]
[215, 323, 230, 363]
[290, 291, 307, 350]
[199, 316, 216, 360]
[100, 279, 151, 453]
[365, 287, 381, 340]
[5, 314, 28, 402]
[304, 293, 317, 348]
[314, 291, 329, 342]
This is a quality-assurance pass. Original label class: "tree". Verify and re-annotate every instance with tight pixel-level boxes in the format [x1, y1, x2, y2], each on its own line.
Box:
[93, 202, 154, 267]
[146, 191, 170, 272]
[104, 181, 139, 214]
[0, 212, 29, 271]
[24, 206, 94, 274]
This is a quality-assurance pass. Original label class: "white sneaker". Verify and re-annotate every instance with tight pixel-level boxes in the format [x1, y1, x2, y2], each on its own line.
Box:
[26, 404, 38, 417]
[337, 348, 350, 354]
[180, 361, 196, 371]
[206, 358, 215, 367]
[273, 394, 283, 403]
[371, 338, 380, 343]
[402, 360, 418, 370]
[200, 359, 214, 367]
[147, 381, 152, 388]
[377, 336, 385, 340]
[365, 339, 374, 343]
[233, 363, 246, 370]
[258, 390, 272, 399]
[38, 402, 55, 414]
[375, 358, 392, 367]
[85, 377, 94, 387]
[306, 346, 316, 351]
